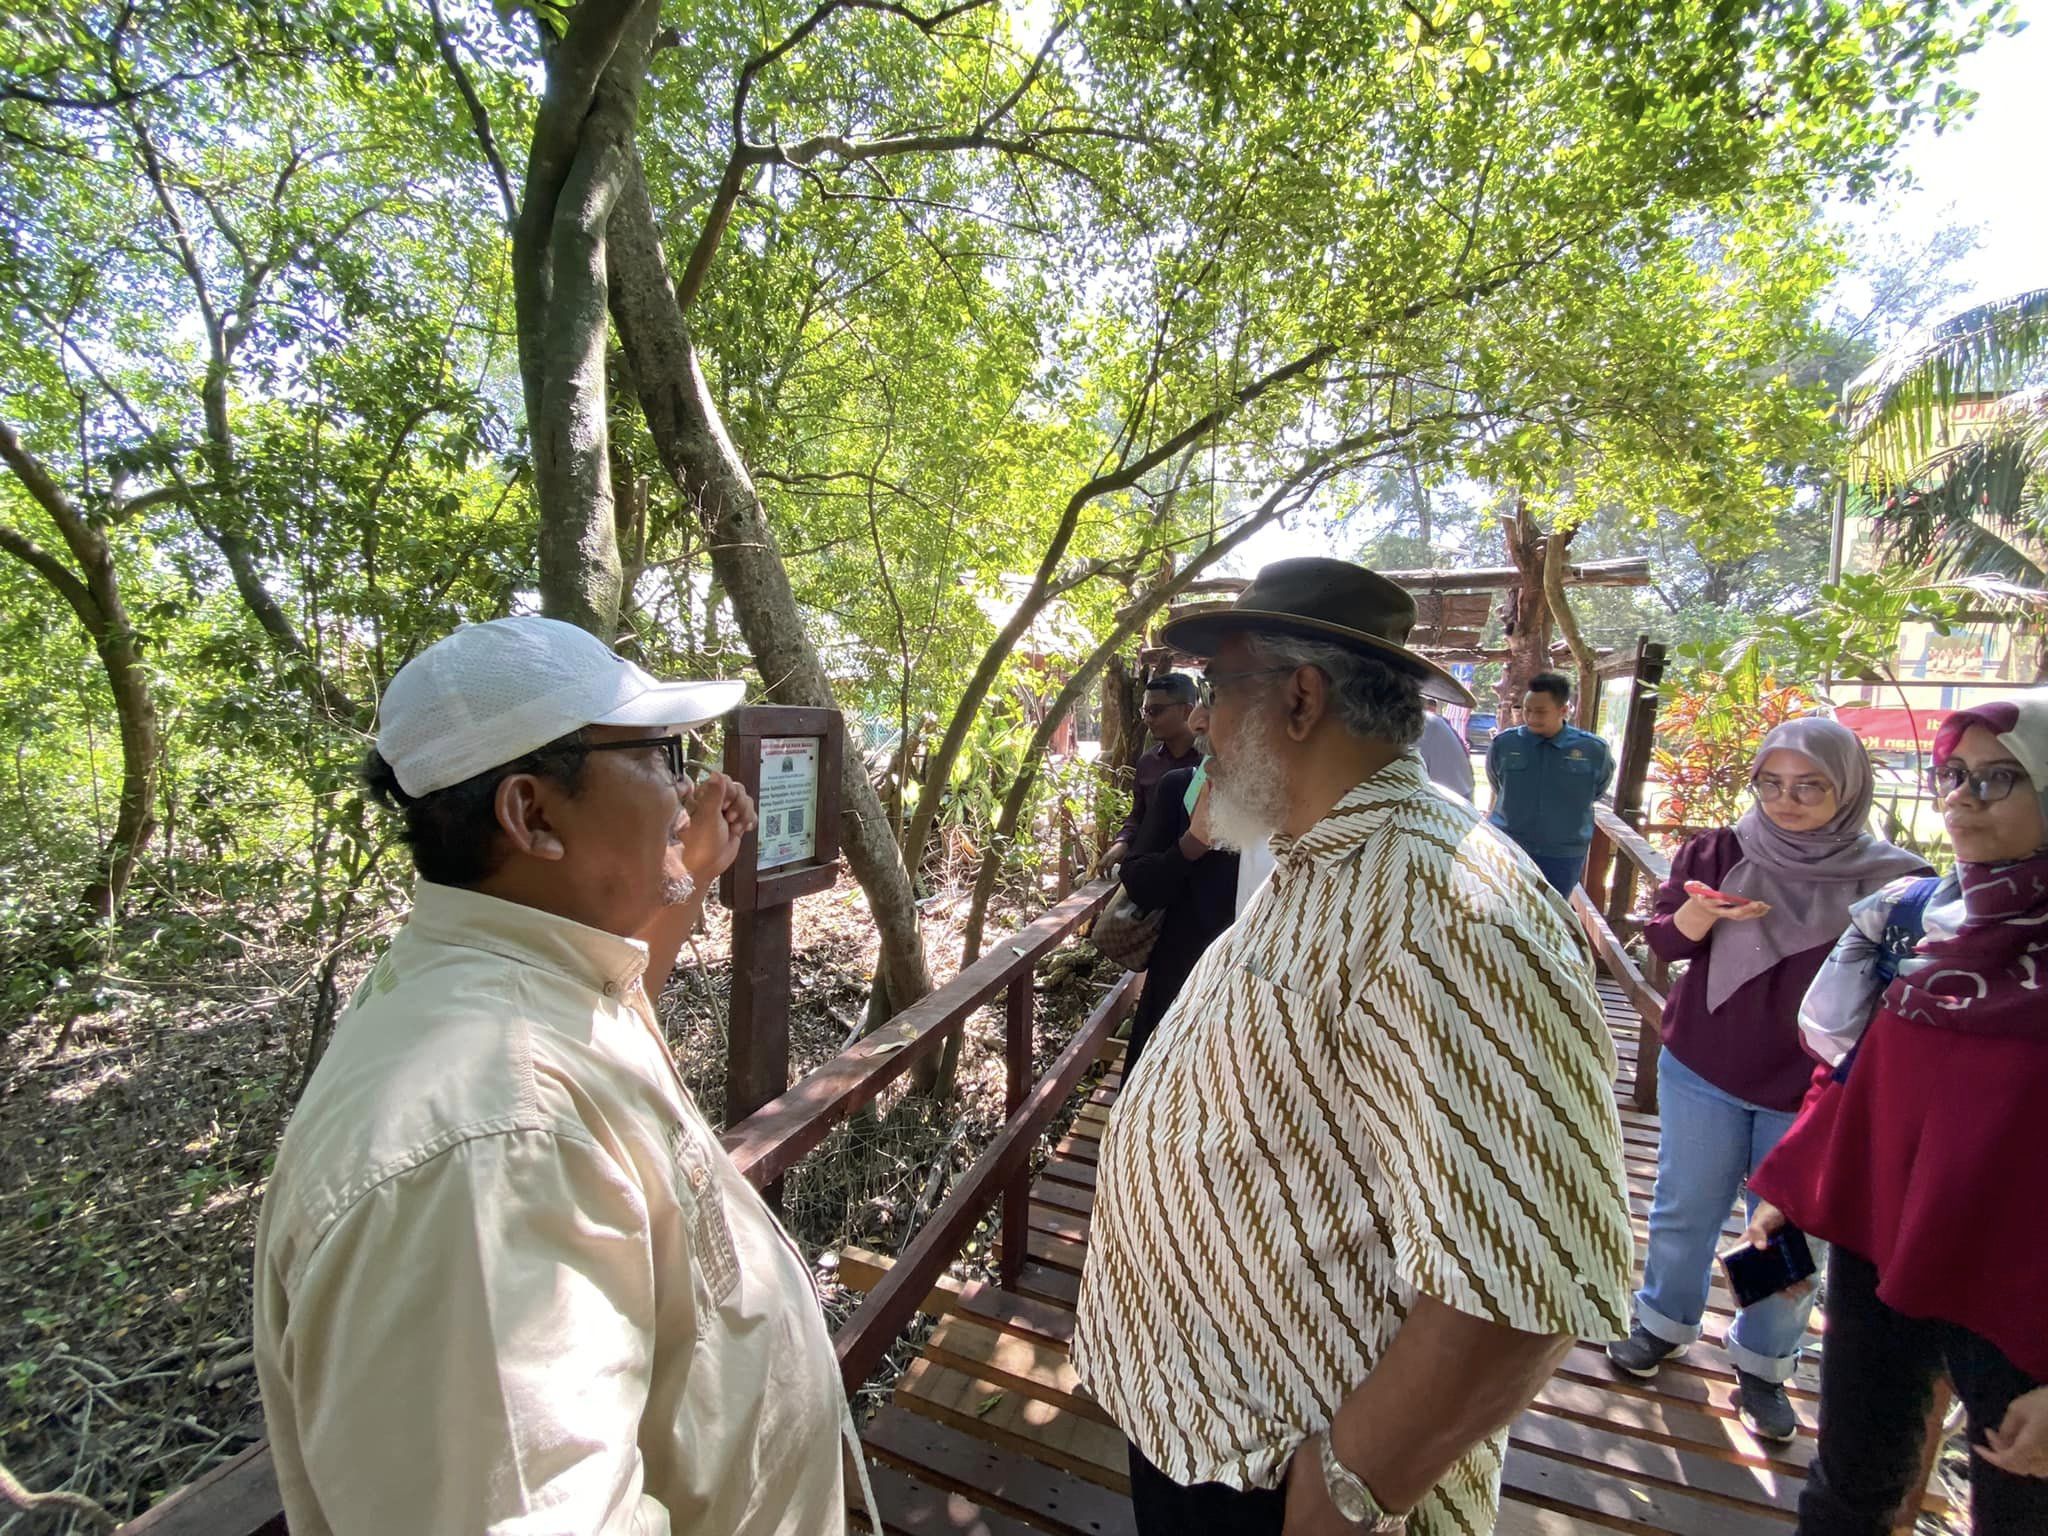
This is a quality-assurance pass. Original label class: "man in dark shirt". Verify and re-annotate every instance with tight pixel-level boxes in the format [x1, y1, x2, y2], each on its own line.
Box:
[1119, 755, 1239, 1069]
[1485, 671, 1614, 896]
[1099, 673, 1201, 873]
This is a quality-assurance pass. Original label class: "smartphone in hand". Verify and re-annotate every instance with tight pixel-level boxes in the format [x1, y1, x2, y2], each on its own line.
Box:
[1719, 1227, 1817, 1308]
[1685, 879, 1767, 910]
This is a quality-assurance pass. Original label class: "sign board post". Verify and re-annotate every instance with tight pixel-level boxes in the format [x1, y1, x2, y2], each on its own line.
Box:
[719, 706, 844, 1135]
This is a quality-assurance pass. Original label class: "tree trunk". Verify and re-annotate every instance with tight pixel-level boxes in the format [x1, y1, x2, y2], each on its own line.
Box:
[0, 421, 160, 918]
[1499, 497, 1553, 710]
[1542, 523, 1598, 727]
[1096, 654, 1142, 855]
[604, 160, 935, 1022]
[512, 0, 656, 639]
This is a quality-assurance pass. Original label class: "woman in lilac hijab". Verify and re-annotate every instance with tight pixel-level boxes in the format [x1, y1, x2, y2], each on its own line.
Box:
[1605, 717, 1929, 1443]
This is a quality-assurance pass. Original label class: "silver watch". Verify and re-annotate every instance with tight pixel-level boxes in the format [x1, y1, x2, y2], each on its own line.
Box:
[1314, 1430, 1406, 1533]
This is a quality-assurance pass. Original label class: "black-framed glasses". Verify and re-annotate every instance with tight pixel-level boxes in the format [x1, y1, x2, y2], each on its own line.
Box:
[1139, 700, 1188, 720]
[1196, 666, 1298, 709]
[582, 733, 690, 784]
[1751, 775, 1834, 807]
[1928, 762, 2030, 804]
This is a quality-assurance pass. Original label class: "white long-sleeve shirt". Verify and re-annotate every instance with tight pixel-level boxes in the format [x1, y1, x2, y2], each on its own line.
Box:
[253, 882, 851, 1535]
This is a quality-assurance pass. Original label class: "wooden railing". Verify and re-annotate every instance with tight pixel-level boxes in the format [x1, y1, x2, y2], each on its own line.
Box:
[118, 880, 1128, 1535]
[1577, 804, 1672, 1112]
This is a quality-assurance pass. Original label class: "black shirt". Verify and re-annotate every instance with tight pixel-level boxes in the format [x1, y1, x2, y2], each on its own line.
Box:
[1119, 766, 1239, 1065]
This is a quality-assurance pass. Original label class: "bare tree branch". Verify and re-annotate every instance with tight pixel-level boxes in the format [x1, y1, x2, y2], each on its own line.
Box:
[428, 0, 519, 228]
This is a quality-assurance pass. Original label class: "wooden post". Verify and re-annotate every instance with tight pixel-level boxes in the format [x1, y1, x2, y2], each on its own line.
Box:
[728, 903, 793, 1126]
[1611, 635, 1669, 832]
[722, 706, 845, 1136]
[1605, 636, 1669, 937]
[1000, 973, 1033, 1290]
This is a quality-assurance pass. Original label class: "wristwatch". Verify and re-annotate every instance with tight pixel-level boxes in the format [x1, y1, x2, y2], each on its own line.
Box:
[1314, 1430, 1407, 1533]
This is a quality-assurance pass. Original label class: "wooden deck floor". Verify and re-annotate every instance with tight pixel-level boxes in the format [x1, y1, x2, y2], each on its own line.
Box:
[839, 979, 1937, 1536]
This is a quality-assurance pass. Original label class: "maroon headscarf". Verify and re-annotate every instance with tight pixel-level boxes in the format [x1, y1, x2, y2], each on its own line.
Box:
[1882, 698, 2048, 1035]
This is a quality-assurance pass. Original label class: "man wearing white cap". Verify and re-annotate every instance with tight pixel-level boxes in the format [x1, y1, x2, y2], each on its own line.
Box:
[251, 617, 865, 1535]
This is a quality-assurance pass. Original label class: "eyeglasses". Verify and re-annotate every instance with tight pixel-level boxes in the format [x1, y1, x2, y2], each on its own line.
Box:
[1139, 701, 1187, 720]
[1751, 776, 1835, 807]
[581, 733, 691, 784]
[1196, 666, 1298, 709]
[1928, 762, 2030, 804]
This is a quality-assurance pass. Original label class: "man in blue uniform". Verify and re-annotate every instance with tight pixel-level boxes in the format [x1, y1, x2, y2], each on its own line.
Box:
[1486, 672, 1613, 896]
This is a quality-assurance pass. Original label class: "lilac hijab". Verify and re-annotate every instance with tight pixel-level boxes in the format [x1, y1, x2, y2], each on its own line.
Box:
[1706, 716, 1930, 1012]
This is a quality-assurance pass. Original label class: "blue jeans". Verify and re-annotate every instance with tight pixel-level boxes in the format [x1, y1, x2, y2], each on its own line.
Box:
[1635, 1049, 1820, 1383]
[1529, 852, 1584, 896]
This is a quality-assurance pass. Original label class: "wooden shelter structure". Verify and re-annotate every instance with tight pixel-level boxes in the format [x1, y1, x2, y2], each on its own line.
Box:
[1136, 557, 1653, 677]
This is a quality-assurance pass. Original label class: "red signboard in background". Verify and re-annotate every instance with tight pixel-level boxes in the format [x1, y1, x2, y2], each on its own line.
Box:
[1831, 706, 1951, 757]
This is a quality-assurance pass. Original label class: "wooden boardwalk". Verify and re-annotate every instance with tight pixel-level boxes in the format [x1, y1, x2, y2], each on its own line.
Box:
[839, 978, 1928, 1535]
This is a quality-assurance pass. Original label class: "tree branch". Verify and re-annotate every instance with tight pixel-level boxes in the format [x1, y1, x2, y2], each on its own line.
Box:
[428, 0, 519, 228]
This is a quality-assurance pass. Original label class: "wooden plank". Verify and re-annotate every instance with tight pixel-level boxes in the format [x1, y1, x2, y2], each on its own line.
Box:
[1010, 1224, 1088, 1276]
[1039, 1156, 1097, 1190]
[724, 881, 1116, 1188]
[116, 1444, 284, 1536]
[1502, 1446, 1791, 1536]
[1007, 1258, 1082, 1310]
[1510, 1409, 1802, 1514]
[862, 1406, 1136, 1536]
[1529, 1377, 1813, 1470]
[897, 1358, 1131, 1491]
[921, 1316, 1114, 1426]
[1050, 1133, 1100, 1165]
[1559, 1344, 1820, 1409]
[1495, 1499, 1618, 1535]
[836, 974, 1135, 1389]
[1030, 1177, 1094, 1216]
[831, 1246, 1076, 1348]
[854, 1462, 1050, 1536]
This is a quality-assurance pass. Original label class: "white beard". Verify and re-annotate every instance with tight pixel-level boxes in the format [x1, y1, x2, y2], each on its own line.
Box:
[1205, 711, 1291, 852]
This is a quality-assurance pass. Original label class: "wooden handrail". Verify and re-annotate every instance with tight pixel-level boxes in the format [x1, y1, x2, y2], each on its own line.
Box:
[1593, 803, 1669, 886]
[835, 972, 1138, 1391]
[722, 879, 1118, 1188]
[1571, 886, 1669, 1112]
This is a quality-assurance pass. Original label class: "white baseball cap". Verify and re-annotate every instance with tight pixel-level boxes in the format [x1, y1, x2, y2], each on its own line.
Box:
[377, 616, 747, 796]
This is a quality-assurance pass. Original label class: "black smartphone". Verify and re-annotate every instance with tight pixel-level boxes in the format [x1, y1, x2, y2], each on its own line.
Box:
[1719, 1227, 1817, 1308]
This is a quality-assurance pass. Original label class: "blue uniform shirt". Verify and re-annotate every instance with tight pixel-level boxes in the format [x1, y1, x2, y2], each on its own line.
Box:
[1485, 723, 1614, 859]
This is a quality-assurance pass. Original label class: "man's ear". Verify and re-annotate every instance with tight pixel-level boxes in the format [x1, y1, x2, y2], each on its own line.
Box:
[1282, 665, 1327, 743]
[495, 773, 567, 861]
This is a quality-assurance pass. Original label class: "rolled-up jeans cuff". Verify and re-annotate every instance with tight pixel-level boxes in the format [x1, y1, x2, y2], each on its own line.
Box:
[1634, 1298, 1702, 1348]
[1725, 1332, 1803, 1384]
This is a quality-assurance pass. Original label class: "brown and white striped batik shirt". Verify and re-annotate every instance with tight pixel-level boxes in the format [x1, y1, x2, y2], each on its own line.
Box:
[1072, 756, 1632, 1536]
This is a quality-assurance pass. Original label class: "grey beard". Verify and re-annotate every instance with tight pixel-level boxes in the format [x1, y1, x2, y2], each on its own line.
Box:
[1206, 715, 1290, 852]
[661, 869, 696, 906]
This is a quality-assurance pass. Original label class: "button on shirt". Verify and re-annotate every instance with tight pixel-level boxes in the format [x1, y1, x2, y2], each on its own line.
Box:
[1072, 757, 1633, 1536]
[1486, 723, 1614, 858]
[252, 882, 848, 1536]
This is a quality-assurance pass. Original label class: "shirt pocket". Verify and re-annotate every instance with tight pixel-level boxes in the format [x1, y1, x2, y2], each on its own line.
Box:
[1562, 754, 1595, 776]
[1496, 749, 1530, 774]
[669, 1124, 741, 1306]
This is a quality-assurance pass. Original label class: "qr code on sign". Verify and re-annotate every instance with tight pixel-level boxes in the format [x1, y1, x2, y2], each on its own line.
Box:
[787, 808, 805, 836]
[764, 813, 782, 836]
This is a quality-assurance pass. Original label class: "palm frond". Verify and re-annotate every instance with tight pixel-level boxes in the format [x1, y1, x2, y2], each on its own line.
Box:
[1848, 288, 2048, 478]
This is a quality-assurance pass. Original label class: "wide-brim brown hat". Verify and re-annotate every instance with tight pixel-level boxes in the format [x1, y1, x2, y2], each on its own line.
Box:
[1161, 557, 1475, 707]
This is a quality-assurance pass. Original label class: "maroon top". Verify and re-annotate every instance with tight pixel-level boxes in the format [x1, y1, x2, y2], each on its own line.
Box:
[1645, 828, 1838, 1113]
[1752, 1007, 2048, 1382]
